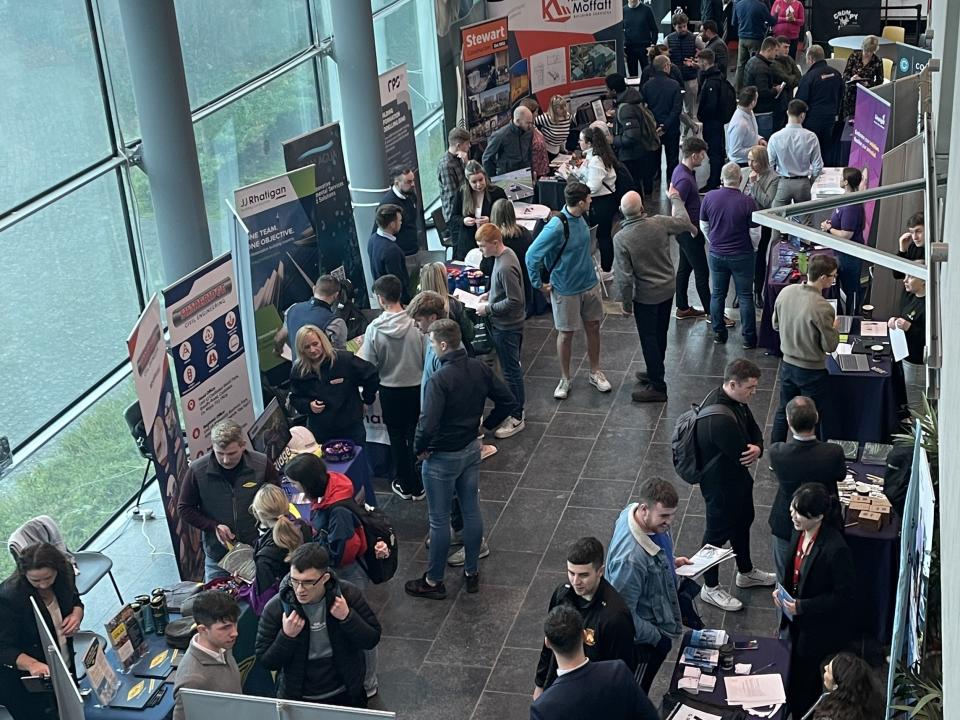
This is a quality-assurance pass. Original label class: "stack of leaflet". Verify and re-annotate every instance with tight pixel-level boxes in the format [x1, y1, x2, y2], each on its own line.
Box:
[681, 646, 719, 671]
[724, 674, 786, 709]
[690, 629, 729, 649]
[677, 666, 718, 695]
[676, 544, 736, 579]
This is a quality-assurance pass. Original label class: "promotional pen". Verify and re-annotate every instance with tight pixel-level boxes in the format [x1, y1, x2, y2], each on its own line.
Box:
[750, 662, 775, 675]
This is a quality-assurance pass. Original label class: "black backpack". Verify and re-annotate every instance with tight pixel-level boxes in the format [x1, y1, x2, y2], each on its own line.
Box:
[327, 498, 398, 584]
[335, 278, 369, 340]
[617, 101, 661, 152]
[717, 78, 738, 123]
[671, 399, 735, 485]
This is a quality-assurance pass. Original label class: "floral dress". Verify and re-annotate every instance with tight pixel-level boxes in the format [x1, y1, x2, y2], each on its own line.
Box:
[842, 51, 884, 118]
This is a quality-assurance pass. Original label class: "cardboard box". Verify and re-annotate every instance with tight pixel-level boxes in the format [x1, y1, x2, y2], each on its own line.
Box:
[857, 511, 883, 531]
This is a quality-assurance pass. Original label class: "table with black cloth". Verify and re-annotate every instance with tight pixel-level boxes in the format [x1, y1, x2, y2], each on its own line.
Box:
[537, 176, 566, 212]
[663, 631, 791, 720]
[287, 448, 374, 518]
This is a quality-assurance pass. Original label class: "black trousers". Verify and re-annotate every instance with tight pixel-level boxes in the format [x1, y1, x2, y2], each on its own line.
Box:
[639, 150, 660, 196]
[771, 363, 831, 443]
[700, 474, 755, 587]
[635, 635, 672, 692]
[590, 193, 618, 271]
[633, 298, 673, 392]
[661, 128, 680, 188]
[702, 123, 725, 191]
[379, 385, 422, 494]
[625, 46, 650, 77]
[754, 226, 772, 296]
[622, 158, 646, 196]
[807, 120, 837, 167]
[675, 230, 712, 312]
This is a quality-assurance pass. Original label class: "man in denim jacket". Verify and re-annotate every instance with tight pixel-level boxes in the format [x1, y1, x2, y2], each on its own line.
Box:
[606, 479, 692, 691]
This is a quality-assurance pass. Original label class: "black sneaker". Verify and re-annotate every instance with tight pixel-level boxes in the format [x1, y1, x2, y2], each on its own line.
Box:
[464, 572, 480, 594]
[742, 341, 758, 349]
[634, 370, 650, 383]
[404, 574, 447, 600]
[391, 481, 413, 500]
[714, 333, 727, 344]
[631, 385, 668, 403]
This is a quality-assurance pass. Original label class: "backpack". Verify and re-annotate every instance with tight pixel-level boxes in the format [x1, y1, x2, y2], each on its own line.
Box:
[336, 278, 369, 339]
[327, 498, 398, 584]
[617, 102, 661, 152]
[671, 399, 735, 485]
[717, 78, 738, 123]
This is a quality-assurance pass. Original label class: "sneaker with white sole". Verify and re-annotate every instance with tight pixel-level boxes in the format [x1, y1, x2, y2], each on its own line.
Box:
[494, 416, 526, 439]
[589, 371, 612, 392]
[554, 378, 571, 399]
[447, 538, 491, 566]
[736, 568, 777, 588]
[700, 584, 744, 611]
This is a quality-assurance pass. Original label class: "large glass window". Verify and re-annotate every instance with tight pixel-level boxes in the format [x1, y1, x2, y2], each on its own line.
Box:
[416, 114, 447, 207]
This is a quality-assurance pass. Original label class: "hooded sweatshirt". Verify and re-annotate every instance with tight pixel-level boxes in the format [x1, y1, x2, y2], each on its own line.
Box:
[358, 309, 425, 387]
[309, 471, 367, 569]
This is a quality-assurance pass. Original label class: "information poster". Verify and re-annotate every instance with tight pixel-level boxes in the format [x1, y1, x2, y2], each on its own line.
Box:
[163, 253, 255, 460]
[461, 16, 511, 145]
[126, 296, 203, 581]
[283, 124, 369, 307]
[810, 0, 882, 41]
[848, 86, 891, 244]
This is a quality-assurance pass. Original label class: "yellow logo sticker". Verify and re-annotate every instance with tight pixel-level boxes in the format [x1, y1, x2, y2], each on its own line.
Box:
[242, 482, 258, 488]
[128, 681, 145, 701]
[149, 650, 168, 669]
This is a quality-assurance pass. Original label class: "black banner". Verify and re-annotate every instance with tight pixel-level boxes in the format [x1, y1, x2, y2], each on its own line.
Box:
[811, 0, 883, 42]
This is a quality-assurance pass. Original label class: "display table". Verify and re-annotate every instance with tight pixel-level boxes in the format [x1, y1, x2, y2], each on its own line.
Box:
[828, 34, 894, 52]
[664, 631, 791, 720]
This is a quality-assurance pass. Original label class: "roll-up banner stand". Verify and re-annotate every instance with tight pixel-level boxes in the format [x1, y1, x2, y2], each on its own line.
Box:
[127, 295, 204, 581]
[162, 253, 256, 460]
[461, 16, 511, 146]
[848, 85, 891, 245]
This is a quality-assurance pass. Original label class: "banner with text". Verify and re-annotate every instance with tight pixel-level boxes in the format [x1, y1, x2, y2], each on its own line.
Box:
[283, 124, 369, 306]
[461, 16, 511, 145]
[848, 86, 891, 244]
[163, 253, 255, 459]
[810, 0, 882, 41]
[380, 65, 425, 250]
[127, 296, 203, 581]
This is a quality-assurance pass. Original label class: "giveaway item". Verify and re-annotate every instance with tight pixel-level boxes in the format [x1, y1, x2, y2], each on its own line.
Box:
[321, 438, 356, 462]
[150, 590, 169, 635]
[164, 618, 198, 650]
[218, 542, 256, 583]
[162, 581, 203, 613]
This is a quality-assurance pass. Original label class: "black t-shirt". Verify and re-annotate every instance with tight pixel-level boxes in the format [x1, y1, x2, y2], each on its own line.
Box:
[899, 293, 925, 364]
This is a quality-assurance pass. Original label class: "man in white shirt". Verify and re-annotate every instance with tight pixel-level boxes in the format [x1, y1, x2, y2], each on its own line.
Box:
[767, 98, 824, 241]
[726, 86, 766, 166]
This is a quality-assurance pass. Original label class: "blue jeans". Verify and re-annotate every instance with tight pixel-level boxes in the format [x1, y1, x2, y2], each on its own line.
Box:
[838, 254, 862, 315]
[491, 326, 524, 419]
[204, 553, 230, 583]
[423, 439, 483, 581]
[772, 535, 792, 585]
[708, 251, 756, 344]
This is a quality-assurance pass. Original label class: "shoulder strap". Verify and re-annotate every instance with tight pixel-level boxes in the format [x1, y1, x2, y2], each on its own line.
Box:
[546, 214, 571, 275]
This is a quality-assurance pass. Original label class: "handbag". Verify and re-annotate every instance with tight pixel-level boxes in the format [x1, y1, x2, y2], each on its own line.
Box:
[471, 315, 494, 355]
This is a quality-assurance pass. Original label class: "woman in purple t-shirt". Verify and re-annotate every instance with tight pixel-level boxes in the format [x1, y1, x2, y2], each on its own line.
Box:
[820, 167, 866, 314]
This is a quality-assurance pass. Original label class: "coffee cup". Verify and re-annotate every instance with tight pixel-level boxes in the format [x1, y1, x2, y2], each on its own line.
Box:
[862, 305, 874, 320]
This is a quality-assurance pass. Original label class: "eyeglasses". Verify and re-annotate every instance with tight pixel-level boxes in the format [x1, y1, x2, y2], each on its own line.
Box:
[290, 576, 324, 589]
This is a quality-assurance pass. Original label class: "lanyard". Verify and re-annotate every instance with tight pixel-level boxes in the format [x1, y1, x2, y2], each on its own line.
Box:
[792, 527, 820, 591]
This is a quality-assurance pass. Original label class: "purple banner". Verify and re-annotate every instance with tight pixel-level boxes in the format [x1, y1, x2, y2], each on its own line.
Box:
[847, 86, 891, 244]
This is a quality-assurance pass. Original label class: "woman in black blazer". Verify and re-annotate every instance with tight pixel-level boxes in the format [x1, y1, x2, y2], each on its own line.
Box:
[449, 160, 508, 261]
[773, 483, 856, 719]
[0, 543, 84, 720]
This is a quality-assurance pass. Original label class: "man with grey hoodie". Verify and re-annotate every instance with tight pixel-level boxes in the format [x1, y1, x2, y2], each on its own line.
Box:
[359, 274, 426, 500]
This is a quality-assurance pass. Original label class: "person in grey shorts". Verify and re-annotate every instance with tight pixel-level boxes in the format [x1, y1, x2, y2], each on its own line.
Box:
[526, 181, 611, 400]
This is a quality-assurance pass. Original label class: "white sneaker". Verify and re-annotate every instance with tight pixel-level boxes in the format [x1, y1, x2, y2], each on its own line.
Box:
[494, 416, 526, 439]
[589, 371, 612, 393]
[700, 584, 744, 611]
[599, 270, 615, 283]
[554, 378, 571, 399]
[447, 538, 491, 566]
[736, 568, 778, 588]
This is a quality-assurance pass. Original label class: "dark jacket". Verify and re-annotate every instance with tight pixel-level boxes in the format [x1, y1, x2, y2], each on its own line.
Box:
[414, 347, 514, 454]
[310, 471, 367, 569]
[612, 88, 650, 161]
[178, 450, 281, 562]
[0, 572, 82, 673]
[773, 54, 802, 93]
[744, 54, 780, 114]
[253, 520, 314, 599]
[623, 2, 659, 50]
[666, 30, 699, 81]
[367, 230, 411, 304]
[779, 524, 855, 661]
[530, 660, 659, 720]
[255, 573, 381, 704]
[640, 61, 684, 93]
[376, 189, 420, 256]
[704, 34, 729, 76]
[702, 0, 725, 27]
[535, 579, 636, 691]
[289, 350, 379, 443]
[449, 184, 508, 261]
[732, 0, 775, 40]
[697, 65, 725, 125]
[796, 60, 844, 126]
[481, 122, 532, 177]
[285, 298, 339, 361]
[642, 71, 683, 133]
[768, 439, 846, 540]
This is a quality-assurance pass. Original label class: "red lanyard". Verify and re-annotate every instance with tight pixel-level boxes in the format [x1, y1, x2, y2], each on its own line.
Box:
[792, 528, 820, 591]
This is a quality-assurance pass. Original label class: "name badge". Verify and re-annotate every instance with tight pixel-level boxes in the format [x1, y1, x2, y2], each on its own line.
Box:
[242, 482, 258, 488]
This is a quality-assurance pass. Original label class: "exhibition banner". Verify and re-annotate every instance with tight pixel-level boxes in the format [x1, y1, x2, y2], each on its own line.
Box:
[162, 253, 255, 460]
[234, 165, 320, 374]
[461, 16, 512, 145]
[895, 44, 931, 80]
[810, 0, 882, 41]
[283, 124, 369, 307]
[126, 295, 203, 581]
[848, 86, 891, 244]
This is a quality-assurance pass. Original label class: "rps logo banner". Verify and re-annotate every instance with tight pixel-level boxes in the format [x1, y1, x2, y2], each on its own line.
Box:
[461, 17, 508, 62]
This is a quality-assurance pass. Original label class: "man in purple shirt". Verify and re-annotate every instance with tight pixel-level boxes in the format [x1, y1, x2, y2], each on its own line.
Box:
[670, 137, 712, 322]
[700, 162, 759, 347]
[820, 167, 866, 314]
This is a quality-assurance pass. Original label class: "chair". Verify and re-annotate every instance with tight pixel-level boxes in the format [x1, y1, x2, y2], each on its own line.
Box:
[8, 516, 123, 603]
[429, 207, 453, 249]
[882, 57, 893, 81]
[124, 402, 156, 516]
[826, 58, 847, 75]
[831, 47, 853, 61]
[882, 25, 906, 43]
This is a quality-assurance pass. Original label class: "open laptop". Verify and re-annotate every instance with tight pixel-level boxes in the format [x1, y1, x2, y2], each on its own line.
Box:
[837, 353, 870, 372]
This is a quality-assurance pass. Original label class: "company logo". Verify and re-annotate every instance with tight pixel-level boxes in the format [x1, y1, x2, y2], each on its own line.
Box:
[833, 9, 859, 28]
[237, 185, 287, 209]
[874, 112, 887, 129]
[543, 0, 572, 22]
[543, 0, 613, 23]
[463, 24, 507, 49]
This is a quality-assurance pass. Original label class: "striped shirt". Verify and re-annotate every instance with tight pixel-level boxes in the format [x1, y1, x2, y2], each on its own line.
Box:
[535, 114, 572, 155]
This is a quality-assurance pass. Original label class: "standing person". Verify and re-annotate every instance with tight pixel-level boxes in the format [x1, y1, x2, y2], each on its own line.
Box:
[623, 0, 659, 77]
[606, 73, 650, 197]
[0, 544, 84, 720]
[696, 49, 727, 191]
[481, 105, 533, 177]
[771, 0, 804, 59]
[533, 537, 637, 698]
[767, 397, 845, 581]
[732, 0, 775, 89]
[367, 203, 411, 304]
[820, 167, 867, 314]
[772, 483, 855, 718]
[701, 1, 725, 35]
[359, 274, 426, 501]
[893, 212, 925, 278]
[606, 480, 694, 691]
[179, 419, 281, 582]
[841, 35, 885, 119]
[376, 166, 421, 257]
[404, 320, 515, 599]
[745, 144, 780, 307]
[475, 224, 526, 438]
[255, 544, 382, 708]
[172, 591, 242, 720]
[772, 36, 802, 94]
[701, 21, 729, 77]
[535, 95, 573, 158]
[666, 13, 700, 122]
[770, 254, 841, 443]
[644, 54, 683, 189]
[888, 271, 927, 364]
[767, 99, 823, 243]
[671, 137, 715, 323]
[490, 198, 535, 314]
[288, 324, 379, 446]
[449, 160, 507, 261]
[810, 653, 886, 720]
[531, 606, 659, 720]
[701, 162, 760, 347]
[519, 98, 551, 181]
[796, 45, 844, 165]
[744, 37, 786, 136]
[437, 127, 470, 224]
[640, 44, 685, 91]
[564, 126, 617, 276]
[614, 189, 695, 403]
[726, 86, 765, 167]
[694, 359, 776, 612]
[525, 182, 612, 401]
[418, 261, 475, 353]
[276, 275, 347, 359]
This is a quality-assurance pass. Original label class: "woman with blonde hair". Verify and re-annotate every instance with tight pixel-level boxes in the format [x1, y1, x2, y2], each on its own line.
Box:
[841, 35, 884, 118]
[288, 324, 379, 444]
[246, 484, 313, 614]
[449, 160, 507, 260]
[419, 261, 476, 351]
[535, 94, 572, 157]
